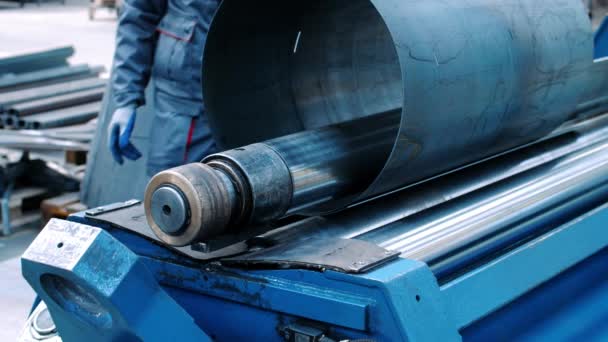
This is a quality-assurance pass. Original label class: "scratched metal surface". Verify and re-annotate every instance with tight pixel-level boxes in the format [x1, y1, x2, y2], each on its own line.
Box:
[203, 0, 605, 204]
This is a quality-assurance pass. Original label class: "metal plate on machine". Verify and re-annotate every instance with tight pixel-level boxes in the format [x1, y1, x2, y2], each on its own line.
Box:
[222, 238, 401, 273]
[84, 201, 400, 273]
[84, 201, 252, 260]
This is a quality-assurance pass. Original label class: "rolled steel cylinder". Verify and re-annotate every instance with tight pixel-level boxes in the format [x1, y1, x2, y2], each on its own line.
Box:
[146, 0, 604, 245]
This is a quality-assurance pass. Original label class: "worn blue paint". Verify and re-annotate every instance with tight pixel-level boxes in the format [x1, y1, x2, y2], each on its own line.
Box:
[21, 203, 608, 341]
[21, 220, 211, 342]
[463, 247, 608, 341]
[595, 16, 608, 59]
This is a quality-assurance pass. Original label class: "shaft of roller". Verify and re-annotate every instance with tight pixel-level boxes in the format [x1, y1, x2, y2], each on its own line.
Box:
[268, 110, 399, 213]
[146, 112, 608, 246]
[145, 111, 398, 246]
[357, 138, 608, 267]
[259, 113, 608, 244]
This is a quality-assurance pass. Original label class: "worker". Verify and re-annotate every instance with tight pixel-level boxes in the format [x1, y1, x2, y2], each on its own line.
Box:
[107, 0, 219, 176]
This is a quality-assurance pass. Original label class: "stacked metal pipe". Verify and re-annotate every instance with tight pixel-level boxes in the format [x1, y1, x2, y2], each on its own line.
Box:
[145, 0, 608, 246]
[0, 47, 105, 150]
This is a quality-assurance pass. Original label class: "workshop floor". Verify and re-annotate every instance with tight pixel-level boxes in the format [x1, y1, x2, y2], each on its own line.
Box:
[0, 0, 117, 72]
[0, 1, 117, 340]
[0, 238, 36, 341]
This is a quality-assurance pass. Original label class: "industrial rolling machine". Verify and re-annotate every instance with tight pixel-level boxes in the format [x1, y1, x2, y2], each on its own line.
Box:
[20, 0, 608, 341]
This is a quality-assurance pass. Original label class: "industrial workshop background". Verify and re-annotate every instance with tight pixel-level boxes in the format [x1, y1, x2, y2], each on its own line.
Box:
[1, 0, 608, 341]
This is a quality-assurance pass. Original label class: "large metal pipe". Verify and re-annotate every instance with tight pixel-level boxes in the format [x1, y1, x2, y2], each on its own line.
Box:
[145, 0, 608, 246]
[0, 78, 106, 109]
[8, 88, 104, 117]
[0, 46, 74, 75]
[203, 0, 598, 196]
[0, 65, 104, 92]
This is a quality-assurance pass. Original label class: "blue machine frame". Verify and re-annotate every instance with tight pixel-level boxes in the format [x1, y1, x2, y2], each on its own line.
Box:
[20, 201, 608, 341]
[595, 16, 608, 59]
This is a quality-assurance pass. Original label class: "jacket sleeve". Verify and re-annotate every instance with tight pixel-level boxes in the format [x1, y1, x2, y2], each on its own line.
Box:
[111, 0, 167, 109]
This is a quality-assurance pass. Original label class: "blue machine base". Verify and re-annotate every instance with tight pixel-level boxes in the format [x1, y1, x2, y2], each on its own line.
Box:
[20, 203, 608, 341]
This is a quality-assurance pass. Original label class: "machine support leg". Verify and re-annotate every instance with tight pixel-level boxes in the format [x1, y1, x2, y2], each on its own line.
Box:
[22, 219, 212, 342]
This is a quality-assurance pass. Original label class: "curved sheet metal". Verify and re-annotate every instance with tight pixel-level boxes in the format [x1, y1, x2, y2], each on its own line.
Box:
[203, 0, 597, 208]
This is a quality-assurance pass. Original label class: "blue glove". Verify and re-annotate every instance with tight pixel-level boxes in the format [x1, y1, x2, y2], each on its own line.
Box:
[108, 106, 142, 164]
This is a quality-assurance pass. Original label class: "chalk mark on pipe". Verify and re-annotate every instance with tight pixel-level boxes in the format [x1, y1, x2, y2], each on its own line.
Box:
[294, 31, 302, 54]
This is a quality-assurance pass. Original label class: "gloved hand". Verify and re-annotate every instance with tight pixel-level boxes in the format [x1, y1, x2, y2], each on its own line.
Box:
[107, 106, 142, 164]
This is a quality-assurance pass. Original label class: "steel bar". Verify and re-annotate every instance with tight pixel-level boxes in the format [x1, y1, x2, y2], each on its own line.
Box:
[0, 78, 106, 109]
[0, 65, 104, 92]
[8, 88, 105, 117]
[2, 124, 95, 143]
[357, 140, 608, 273]
[36, 121, 97, 142]
[0, 46, 73, 75]
[0, 132, 89, 151]
[20, 102, 101, 129]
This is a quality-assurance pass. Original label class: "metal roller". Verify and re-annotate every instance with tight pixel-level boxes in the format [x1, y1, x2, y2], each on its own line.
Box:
[261, 113, 608, 244]
[146, 111, 398, 245]
[146, 0, 607, 245]
[358, 137, 608, 278]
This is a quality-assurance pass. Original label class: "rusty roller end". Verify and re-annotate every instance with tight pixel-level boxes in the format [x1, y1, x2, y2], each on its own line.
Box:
[144, 163, 238, 247]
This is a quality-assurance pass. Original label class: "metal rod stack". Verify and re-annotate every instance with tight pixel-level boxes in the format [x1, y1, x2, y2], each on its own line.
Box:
[0, 46, 73, 75]
[0, 47, 106, 150]
[0, 64, 104, 92]
[262, 114, 608, 242]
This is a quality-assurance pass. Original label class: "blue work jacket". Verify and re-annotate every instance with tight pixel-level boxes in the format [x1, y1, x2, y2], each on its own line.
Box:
[111, 0, 219, 115]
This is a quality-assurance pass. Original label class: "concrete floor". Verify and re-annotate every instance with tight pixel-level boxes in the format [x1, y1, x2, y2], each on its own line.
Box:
[0, 224, 39, 341]
[0, 1, 117, 340]
[0, 0, 117, 73]
[0, 257, 35, 341]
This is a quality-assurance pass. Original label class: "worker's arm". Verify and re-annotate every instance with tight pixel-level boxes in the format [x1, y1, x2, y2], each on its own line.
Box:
[108, 0, 166, 164]
[111, 0, 166, 108]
